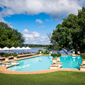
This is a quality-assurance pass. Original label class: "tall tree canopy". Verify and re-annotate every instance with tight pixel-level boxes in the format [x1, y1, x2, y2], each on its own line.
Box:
[0, 22, 25, 48]
[51, 7, 85, 53]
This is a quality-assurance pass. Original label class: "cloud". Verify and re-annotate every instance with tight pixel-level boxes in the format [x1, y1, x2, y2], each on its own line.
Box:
[23, 29, 50, 45]
[36, 19, 43, 24]
[46, 19, 50, 22]
[39, 25, 45, 29]
[0, 16, 13, 29]
[23, 29, 29, 33]
[0, 0, 84, 21]
[0, 16, 7, 22]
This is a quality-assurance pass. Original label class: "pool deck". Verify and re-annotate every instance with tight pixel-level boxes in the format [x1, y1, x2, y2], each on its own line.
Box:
[0, 55, 85, 74]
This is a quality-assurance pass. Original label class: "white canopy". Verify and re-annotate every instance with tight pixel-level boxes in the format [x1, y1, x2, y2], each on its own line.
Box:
[0, 48, 2, 51]
[10, 47, 16, 50]
[16, 47, 21, 50]
[2, 47, 10, 50]
[25, 47, 31, 49]
[0, 47, 31, 52]
[21, 47, 26, 50]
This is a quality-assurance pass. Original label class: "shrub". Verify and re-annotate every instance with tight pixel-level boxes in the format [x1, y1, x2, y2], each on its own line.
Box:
[51, 54, 57, 57]
[12, 53, 17, 57]
[44, 49, 49, 54]
[50, 49, 52, 51]
[56, 52, 61, 57]
[73, 49, 75, 51]
[3, 53, 10, 57]
[36, 50, 44, 54]
[51, 53, 61, 57]
[80, 53, 85, 59]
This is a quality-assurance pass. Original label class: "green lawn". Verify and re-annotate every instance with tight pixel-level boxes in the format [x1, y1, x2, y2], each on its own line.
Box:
[0, 71, 85, 85]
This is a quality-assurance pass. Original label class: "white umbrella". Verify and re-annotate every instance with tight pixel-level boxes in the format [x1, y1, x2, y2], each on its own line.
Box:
[9, 47, 16, 54]
[10, 47, 16, 50]
[21, 47, 26, 50]
[16, 47, 21, 50]
[21, 47, 26, 53]
[16, 47, 21, 53]
[25, 47, 31, 53]
[26, 47, 31, 49]
[0, 48, 3, 51]
[2, 47, 10, 53]
[2, 47, 10, 50]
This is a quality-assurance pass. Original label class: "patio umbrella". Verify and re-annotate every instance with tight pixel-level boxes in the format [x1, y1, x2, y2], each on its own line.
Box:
[2, 47, 10, 53]
[0, 48, 2, 51]
[25, 47, 31, 53]
[16, 47, 21, 50]
[16, 47, 21, 53]
[21, 47, 26, 53]
[10, 47, 16, 50]
[10, 47, 16, 54]
[26, 47, 31, 49]
[2, 47, 10, 50]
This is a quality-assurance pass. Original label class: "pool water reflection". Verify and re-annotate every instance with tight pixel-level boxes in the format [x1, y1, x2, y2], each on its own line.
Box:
[7, 55, 82, 71]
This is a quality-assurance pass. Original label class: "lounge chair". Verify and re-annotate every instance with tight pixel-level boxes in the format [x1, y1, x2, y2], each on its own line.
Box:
[0, 57, 5, 60]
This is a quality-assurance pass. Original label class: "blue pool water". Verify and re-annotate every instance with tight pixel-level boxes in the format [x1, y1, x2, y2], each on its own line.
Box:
[0, 63, 2, 65]
[7, 55, 82, 71]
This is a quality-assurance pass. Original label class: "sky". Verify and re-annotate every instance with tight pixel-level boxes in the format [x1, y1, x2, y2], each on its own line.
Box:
[0, 0, 85, 45]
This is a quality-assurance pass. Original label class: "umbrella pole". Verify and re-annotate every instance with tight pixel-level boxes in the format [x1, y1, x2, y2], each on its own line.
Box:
[8, 50, 10, 54]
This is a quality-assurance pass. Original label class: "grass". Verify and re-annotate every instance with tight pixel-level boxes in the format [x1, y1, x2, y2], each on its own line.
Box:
[0, 71, 85, 85]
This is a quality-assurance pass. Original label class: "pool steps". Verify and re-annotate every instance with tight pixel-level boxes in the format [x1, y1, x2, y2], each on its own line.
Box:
[50, 62, 62, 69]
[2, 61, 19, 68]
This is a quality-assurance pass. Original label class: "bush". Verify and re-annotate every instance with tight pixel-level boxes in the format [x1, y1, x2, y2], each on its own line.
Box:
[44, 49, 49, 54]
[50, 49, 52, 51]
[73, 49, 75, 51]
[56, 52, 61, 57]
[36, 50, 44, 54]
[80, 53, 85, 59]
[12, 53, 17, 57]
[51, 54, 57, 57]
[3, 53, 10, 57]
[51, 53, 61, 57]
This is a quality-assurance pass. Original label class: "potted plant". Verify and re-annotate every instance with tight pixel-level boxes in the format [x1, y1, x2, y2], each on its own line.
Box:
[73, 49, 75, 54]
[12, 53, 17, 61]
[51, 54, 57, 64]
[56, 52, 61, 62]
[3, 53, 10, 63]
[77, 51, 80, 55]
[36, 50, 43, 54]
[50, 49, 52, 54]
[80, 53, 85, 65]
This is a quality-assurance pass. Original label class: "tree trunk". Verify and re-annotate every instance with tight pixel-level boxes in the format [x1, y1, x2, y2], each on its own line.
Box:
[62, 49, 68, 55]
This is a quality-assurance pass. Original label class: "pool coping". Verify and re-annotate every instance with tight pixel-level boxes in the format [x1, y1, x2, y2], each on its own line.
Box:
[0, 55, 85, 74]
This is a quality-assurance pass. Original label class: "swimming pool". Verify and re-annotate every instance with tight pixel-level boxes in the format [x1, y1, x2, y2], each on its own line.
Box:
[7, 55, 82, 71]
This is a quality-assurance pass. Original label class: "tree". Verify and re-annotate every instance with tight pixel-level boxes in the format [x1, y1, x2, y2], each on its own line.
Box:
[50, 6, 85, 53]
[0, 22, 25, 47]
[12, 29, 25, 45]
[0, 26, 19, 48]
